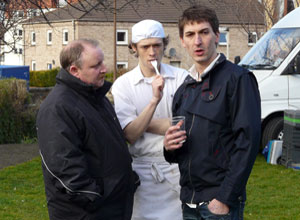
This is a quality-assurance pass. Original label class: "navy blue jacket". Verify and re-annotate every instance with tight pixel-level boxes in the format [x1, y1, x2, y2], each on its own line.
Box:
[37, 69, 135, 220]
[164, 54, 261, 207]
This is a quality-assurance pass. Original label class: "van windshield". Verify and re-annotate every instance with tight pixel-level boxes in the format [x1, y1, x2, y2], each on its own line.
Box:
[239, 28, 300, 70]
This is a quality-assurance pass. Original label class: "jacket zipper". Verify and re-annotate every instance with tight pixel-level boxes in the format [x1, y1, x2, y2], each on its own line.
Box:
[188, 114, 196, 204]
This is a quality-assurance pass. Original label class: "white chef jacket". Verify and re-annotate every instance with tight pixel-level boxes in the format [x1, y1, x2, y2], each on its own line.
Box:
[112, 63, 188, 158]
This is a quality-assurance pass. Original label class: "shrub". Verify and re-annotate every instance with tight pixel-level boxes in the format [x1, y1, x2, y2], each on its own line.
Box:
[0, 79, 37, 144]
[105, 68, 128, 83]
[30, 68, 59, 87]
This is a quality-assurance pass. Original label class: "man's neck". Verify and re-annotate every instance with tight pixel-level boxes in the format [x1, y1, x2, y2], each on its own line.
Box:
[195, 53, 218, 75]
[139, 63, 157, 78]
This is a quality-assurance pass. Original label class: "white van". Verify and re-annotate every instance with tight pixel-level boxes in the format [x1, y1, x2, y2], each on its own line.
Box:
[238, 7, 300, 148]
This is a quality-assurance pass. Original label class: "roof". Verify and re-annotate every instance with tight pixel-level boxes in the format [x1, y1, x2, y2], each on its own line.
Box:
[24, 0, 264, 25]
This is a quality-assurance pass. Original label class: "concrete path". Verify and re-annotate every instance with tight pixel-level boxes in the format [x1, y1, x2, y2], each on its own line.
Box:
[0, 143, 39, 169]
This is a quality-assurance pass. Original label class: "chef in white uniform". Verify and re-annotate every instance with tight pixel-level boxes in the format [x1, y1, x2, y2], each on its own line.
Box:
[112, 19, 188, 220]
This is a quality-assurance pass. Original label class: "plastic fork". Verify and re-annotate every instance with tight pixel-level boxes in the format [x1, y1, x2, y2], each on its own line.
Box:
[151, 60, 160, 75]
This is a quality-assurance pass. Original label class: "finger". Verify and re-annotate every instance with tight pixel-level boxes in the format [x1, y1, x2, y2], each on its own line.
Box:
[166, 138, 186, 151]
[165, 131, 186, 146]
[176, 120, 184, 127]
[165, 125, 181, 135]
[169, 135, 186, 146]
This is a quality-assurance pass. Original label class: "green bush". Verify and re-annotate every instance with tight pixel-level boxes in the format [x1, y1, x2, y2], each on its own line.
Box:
[30, 68, 59, 87]
[0, 79, 37, 144]
[105, 68, 128, 83]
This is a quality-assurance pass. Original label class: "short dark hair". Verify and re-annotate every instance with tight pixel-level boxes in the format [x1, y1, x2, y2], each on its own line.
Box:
[178, 5, 219, 38]
[60, 38, 99, 71]
[128, 36, 169, 57]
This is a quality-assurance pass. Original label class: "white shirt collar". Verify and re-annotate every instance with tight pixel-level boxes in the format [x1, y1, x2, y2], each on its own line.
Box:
[189, 53, 220, 82]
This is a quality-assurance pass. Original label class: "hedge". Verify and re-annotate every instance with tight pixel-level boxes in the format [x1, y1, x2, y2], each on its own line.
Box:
[0, 79, 37, 144]
[30, 68, 59, 87]
[30, 68, 128, 87]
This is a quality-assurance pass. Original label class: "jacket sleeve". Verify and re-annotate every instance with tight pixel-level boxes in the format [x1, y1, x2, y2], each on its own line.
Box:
[163, 81, 188, 164]
[37, 102, 102, 208]
[216, 71, 261, 206]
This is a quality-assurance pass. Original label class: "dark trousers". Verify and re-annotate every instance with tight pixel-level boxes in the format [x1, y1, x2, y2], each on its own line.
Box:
[182, 201, 245, 220]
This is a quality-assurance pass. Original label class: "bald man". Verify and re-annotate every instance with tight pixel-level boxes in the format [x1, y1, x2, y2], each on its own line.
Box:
[37, 39, 137, 220]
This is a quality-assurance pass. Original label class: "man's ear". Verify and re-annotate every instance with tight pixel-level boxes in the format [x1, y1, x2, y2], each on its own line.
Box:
[215, 32, 220, 44]
[132, 44, 137, 53]
[69, 65, 79, 77]
[180, 37, 186, 48]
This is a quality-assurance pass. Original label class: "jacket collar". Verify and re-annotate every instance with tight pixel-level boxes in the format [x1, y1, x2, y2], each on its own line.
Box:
[184, 53, 226, 91]
[189, 53, 221, 81]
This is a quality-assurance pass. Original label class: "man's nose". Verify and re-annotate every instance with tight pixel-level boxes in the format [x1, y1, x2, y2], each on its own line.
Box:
[194, 34, 202, 45]
[149, 46, 156, 56]
[101, 64, 107, 73]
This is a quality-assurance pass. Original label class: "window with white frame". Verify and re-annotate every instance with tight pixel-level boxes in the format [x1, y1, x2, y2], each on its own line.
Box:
[27, 9, 39, 17]
[117, 30, 128, 45]
[248, 32, 257, 45]
[47, 63, 52, 70]
[14, 10, 24, 18]
[32, 61, 36, 71]
[219, 29, 228, 45]
[14, 29, 22, 36]
[47, 30, 52, 45]
[170, 61, 181, 68]
[63, 29, 68, 45]
[31, 32, 36, 45]
[117, 62, 128, 70]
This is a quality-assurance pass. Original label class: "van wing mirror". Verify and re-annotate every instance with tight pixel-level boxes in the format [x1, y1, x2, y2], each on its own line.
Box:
[234, 56, 241, 64]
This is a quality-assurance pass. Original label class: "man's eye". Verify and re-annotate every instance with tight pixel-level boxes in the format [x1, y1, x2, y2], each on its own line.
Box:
[185, 33, 193, 37]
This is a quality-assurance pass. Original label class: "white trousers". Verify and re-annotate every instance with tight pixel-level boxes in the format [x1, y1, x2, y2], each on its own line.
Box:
[131, 157, 182, 220]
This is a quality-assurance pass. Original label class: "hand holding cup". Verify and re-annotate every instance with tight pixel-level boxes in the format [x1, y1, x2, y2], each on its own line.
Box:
[164, 116, 187, 151]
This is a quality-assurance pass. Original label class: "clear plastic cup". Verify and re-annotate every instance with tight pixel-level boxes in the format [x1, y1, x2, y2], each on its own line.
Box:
[171, 116, 186, 143]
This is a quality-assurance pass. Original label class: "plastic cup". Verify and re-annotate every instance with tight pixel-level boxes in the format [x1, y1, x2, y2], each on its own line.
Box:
[171, 116, 185, 131]
[171, 116, 186, 143]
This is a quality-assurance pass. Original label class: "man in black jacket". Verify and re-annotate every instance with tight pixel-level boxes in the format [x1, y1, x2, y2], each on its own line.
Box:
[163, 6, 261, 220]
[37, 39, 137, 220]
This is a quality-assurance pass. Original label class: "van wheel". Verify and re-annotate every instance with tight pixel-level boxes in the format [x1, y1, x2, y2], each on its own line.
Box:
[262, 117, 284, 148]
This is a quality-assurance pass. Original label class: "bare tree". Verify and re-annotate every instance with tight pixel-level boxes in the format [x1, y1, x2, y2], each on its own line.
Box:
[0, 0, 59, 60]
[208, 0, 300, 40]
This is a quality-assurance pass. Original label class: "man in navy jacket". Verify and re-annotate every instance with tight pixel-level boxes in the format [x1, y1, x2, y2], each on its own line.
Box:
[163, 5, 261, 220]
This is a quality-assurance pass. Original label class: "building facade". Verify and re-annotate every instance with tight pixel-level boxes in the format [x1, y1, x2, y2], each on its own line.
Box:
[22, 0, 265, 72]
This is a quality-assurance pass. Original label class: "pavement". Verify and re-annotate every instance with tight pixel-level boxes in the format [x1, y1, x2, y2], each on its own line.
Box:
[0, 143, 39, 170]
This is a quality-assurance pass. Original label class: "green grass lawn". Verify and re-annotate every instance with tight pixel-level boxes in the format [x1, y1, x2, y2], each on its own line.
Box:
[0, 154, 299, 219]
[0, 158, 48, 220]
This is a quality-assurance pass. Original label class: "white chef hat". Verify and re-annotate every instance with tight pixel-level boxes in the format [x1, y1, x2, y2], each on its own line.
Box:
[131, 19, 165, 43]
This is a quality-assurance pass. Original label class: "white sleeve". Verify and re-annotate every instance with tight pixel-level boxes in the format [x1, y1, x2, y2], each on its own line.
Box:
[111, 77, 137, 130]
[176, 69, 189, 89]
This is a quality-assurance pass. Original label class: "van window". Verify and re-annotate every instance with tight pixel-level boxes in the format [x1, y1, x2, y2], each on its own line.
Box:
[240, 28, 300, 70]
